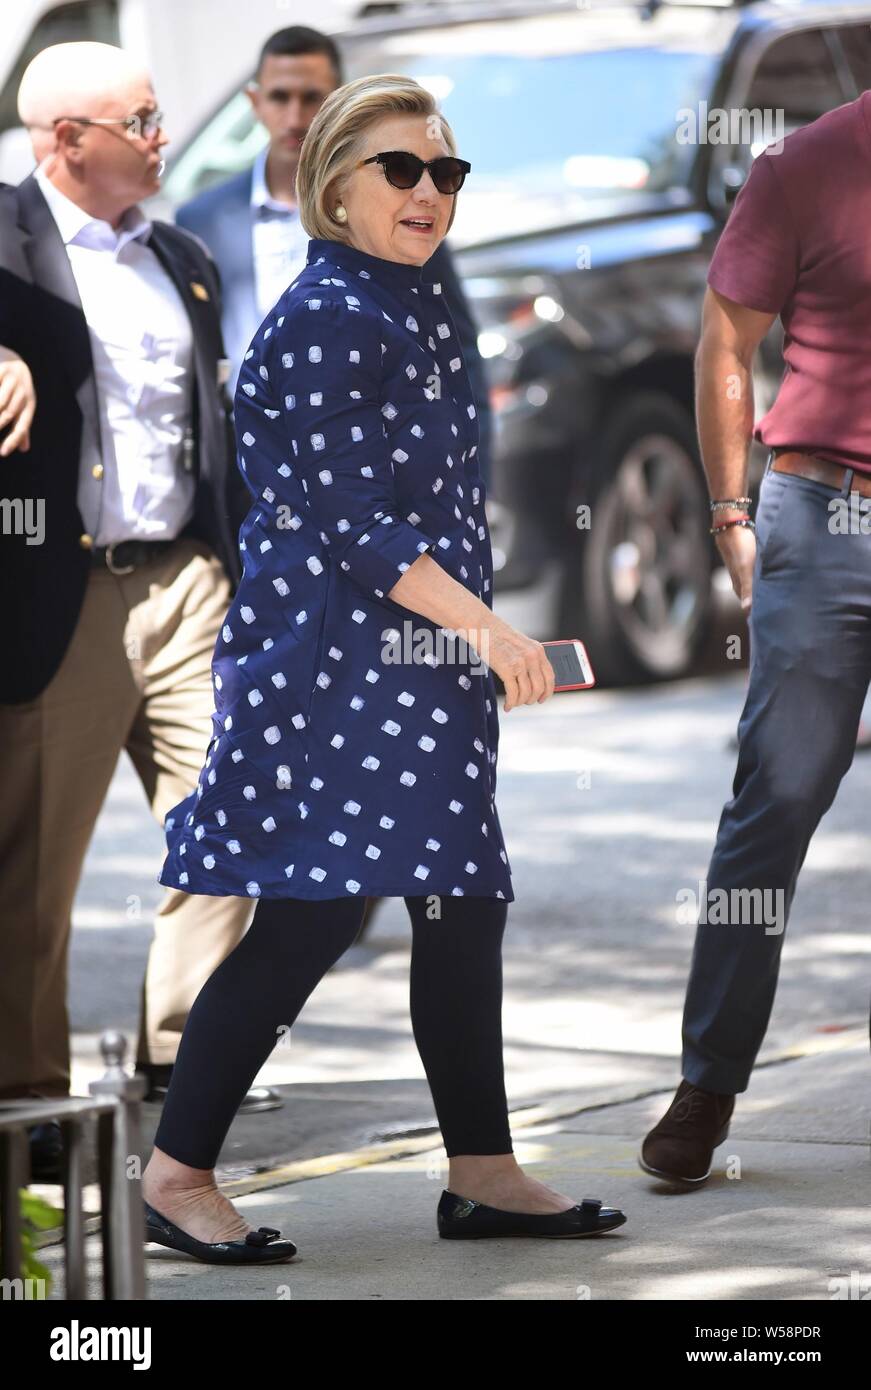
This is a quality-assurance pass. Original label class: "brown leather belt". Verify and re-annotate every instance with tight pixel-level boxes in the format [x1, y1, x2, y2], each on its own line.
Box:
[771, 449, 871, 499]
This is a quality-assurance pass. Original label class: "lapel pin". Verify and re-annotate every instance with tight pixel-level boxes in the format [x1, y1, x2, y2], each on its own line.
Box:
[190, 281, 210, 301]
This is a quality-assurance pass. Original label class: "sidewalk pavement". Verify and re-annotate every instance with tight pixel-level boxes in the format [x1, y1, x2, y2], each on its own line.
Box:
[37, 1028, 869, 1301]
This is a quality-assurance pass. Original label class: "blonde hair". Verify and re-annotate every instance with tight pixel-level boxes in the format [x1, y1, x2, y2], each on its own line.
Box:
[296, 73, 460, 242]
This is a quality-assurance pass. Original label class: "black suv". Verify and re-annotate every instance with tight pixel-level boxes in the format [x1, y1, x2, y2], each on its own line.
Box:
[164, 0, 871, 681]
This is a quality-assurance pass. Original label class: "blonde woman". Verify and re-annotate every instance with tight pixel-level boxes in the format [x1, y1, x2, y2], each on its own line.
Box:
[142, 75, 627, 1262]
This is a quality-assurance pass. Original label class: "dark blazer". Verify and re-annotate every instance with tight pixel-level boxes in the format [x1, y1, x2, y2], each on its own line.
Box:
[175, 166, 493, 484]
[0, 174, 251, 705]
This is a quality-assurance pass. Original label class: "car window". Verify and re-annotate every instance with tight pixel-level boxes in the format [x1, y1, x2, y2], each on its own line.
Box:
[745, 28, 845, 133]
[164, 90, 267, 205]
[835, 21, 871, 93]
[0, 0, 120, 141]
[710, 26, 849, 208]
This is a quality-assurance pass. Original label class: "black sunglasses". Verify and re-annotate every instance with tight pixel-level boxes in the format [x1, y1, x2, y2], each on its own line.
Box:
[358, 150, 471, 195]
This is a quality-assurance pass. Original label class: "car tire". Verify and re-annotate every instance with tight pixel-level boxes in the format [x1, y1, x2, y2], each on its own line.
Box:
[560, 392, 713, 686]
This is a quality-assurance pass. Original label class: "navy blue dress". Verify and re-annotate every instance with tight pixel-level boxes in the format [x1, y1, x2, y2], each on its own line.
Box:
[158, 236, 514, 901]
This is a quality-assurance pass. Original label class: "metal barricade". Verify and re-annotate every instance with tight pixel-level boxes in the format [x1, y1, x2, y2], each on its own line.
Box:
[0, 1031, 147, 1299]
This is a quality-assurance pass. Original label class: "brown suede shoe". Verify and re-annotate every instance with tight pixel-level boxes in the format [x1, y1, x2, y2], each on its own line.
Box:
[639, 1079, 735, 1185]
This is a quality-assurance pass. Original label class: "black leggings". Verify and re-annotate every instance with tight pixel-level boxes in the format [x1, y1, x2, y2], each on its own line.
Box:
[154, 894, 513, 1169]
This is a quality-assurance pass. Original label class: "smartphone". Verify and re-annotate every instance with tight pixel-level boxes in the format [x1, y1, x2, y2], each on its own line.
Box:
[542, 639, 596, 691]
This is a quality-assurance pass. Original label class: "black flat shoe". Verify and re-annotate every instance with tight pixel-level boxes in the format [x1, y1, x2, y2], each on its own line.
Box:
[143, 1200, 297, 1264]
[437, 1190, 627, 1239]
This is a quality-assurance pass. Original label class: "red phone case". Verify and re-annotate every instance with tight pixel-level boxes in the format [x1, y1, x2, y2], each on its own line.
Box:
[542, 639, 597, 691]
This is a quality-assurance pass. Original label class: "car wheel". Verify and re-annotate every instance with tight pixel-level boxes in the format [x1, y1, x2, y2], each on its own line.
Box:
[561, 393, 713, 685]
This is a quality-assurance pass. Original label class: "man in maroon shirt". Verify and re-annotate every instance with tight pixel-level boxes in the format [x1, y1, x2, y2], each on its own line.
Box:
[640, 89, 871, 1185]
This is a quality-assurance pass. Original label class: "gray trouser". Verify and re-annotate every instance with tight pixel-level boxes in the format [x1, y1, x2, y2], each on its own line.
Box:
[682, 451, 871, 1094]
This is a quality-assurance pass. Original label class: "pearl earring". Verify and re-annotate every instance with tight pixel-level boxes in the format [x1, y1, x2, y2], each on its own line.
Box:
[333, 204, 348, 223]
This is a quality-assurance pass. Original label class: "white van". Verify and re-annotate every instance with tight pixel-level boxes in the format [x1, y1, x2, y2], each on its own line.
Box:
[0, 0, 424, 183]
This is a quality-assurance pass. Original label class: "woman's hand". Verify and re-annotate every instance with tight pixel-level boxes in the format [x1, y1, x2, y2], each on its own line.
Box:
[387, 555, 557, 713]
[0, 349, 35, 457]
[484, 620, 556, 712]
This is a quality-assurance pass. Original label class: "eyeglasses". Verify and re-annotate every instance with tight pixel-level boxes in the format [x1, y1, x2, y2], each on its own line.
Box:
[52, 110, 164, 140]
[358, 150, 471, 195]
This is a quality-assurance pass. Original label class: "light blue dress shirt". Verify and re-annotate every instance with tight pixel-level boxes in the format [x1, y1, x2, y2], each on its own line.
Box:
[250, 146, 311, 320]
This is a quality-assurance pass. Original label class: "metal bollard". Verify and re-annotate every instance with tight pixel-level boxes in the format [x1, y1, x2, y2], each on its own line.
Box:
[89, 1031, 148, 1300]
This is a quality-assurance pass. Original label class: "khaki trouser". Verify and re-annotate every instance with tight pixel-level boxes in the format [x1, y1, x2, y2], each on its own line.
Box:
[0, 537, 254, 1099]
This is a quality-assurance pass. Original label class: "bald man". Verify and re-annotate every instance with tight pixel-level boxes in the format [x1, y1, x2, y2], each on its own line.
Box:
[0, 43, 280, 1171]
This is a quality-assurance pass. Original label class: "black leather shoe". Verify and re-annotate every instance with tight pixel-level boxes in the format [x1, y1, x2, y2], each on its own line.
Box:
[639, 1079, 735, 1185]
[28, 1120, 64, 1182]
[143, 1200, 297, 1264]
[437, 1190, 626, 1239]
[139, 1064, 283, 1113]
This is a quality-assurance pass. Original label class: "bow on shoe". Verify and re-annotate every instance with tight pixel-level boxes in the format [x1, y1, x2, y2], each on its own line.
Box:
[244, 1226, 283, 1246]
[577, 1197, 603, 1230]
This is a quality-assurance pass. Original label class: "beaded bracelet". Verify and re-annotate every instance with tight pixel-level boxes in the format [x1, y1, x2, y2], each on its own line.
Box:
[710, 497, 752, 511]
[710, 516, 755, 536]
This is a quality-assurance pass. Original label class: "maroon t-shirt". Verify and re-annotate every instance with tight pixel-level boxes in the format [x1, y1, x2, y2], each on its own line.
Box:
[707, 89, 871, 475]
